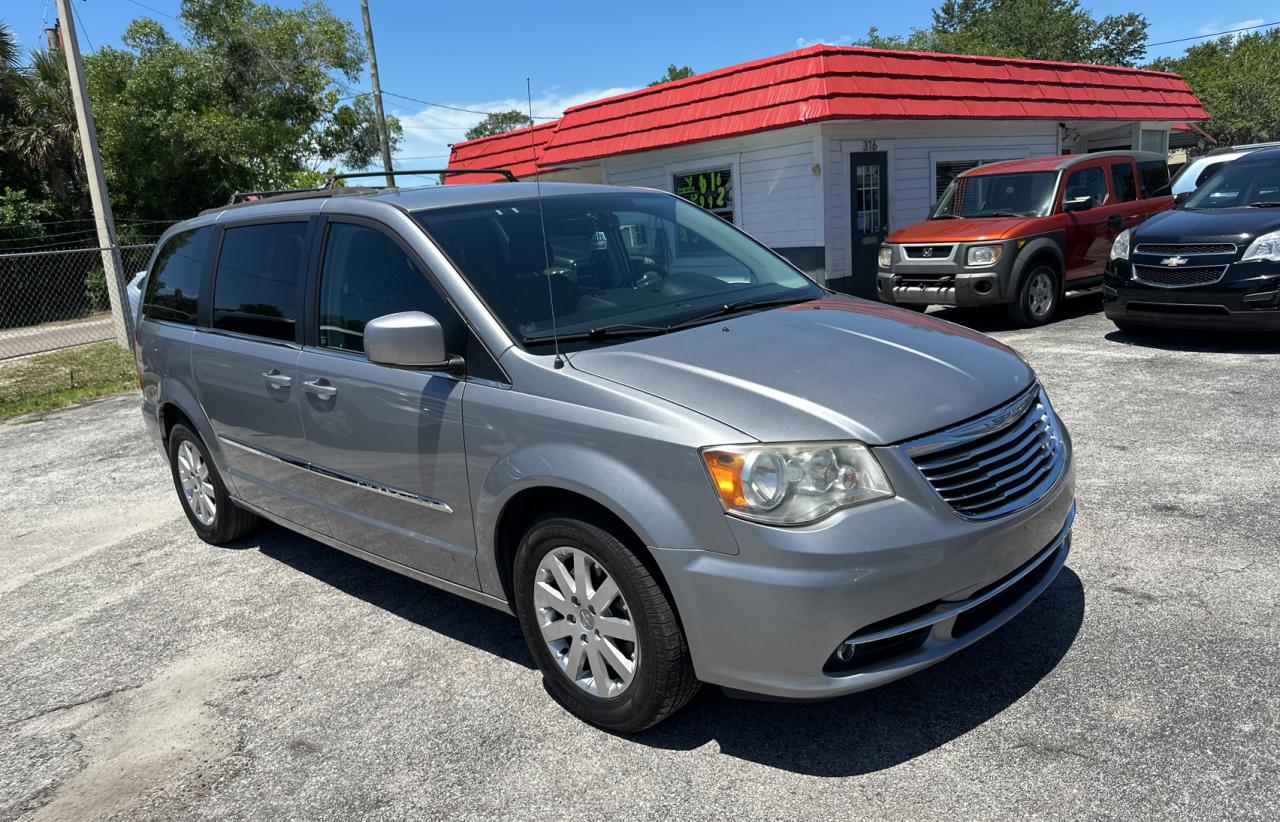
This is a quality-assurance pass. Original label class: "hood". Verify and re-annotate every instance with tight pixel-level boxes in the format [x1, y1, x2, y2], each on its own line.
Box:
[888, 216, 1037, 244]
[567, 296, 1034, 445]
[1135, 208, 1280, 244]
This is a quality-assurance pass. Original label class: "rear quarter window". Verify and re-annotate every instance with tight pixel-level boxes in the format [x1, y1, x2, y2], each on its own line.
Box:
[1138, 160, 1171, 197]
[141, 226, 213, 325]
[212, 222, 308, 342]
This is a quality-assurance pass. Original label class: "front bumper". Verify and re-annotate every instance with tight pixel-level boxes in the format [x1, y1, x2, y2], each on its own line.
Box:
[1103, 259, 1280, 331]
[876, 245, 1015, 307]
[650, 439, 1076, 700]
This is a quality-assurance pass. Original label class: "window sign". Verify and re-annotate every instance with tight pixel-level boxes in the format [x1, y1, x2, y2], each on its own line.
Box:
[674, 168, 734, 222]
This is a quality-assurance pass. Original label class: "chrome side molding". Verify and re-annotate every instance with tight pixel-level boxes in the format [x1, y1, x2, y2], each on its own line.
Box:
[218, 436, 454, 514]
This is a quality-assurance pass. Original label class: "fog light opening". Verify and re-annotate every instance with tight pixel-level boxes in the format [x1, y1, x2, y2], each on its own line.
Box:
[973, 280, 993, 295]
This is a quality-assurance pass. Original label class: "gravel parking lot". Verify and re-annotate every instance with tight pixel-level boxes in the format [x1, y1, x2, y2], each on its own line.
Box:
[2, 298, 1277, 822]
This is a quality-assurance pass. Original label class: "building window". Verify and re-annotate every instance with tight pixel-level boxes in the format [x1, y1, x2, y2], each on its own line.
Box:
[1139, 129, 1168, 156]
[935, 158, 1007, 199]
[673, 168, 733, 222]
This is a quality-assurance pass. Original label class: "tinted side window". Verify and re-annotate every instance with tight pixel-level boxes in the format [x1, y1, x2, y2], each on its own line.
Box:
[1064, 167, 1109, 208]
[1138, 160, 1170, 197]
[142, 226, 211, 324]
[317, 222, 463, 356]
[1110, 162, 1138, 202]
[213, 222, 307, 342]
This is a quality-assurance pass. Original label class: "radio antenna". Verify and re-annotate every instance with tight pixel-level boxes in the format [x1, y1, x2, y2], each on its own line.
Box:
[528, 77, 564, 369]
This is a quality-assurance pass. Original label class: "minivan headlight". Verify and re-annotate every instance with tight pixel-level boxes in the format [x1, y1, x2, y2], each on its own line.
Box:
[878, 245, 893, 269]
[700, 442, 893, 525]
[1109, 228, 1131, 261]
[966, 245, 1002, 267]
[1242, 230, 1280, 262]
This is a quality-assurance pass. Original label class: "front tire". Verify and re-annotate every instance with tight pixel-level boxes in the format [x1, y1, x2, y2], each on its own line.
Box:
[513, 513, 699, 731]
[1007, 264, 1061, 327]
[167, 424, 258, 544]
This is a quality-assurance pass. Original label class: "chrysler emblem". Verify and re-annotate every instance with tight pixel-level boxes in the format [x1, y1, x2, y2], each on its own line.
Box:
[1161, 256, 1189, 267]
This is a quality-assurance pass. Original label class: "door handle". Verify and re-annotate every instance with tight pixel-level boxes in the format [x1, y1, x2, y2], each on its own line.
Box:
[261, 370, 292, 389]
[303, 379, 338, 398]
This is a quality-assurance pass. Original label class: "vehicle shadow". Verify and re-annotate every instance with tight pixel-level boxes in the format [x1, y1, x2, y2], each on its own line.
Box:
[1103, 327, 1280, 354]
[243, 524, 536, 670]
[929, 292, 1103, 333]
[626, 567, 1085, 776]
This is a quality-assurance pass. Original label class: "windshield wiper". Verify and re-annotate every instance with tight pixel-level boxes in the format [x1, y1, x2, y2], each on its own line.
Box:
[1245, 202, 1280, 208]
[971, 211, 1024, 217]
[521, 295, 815, 346]
[929, 214, 964, 220]
[670, 294, 817, 328]
[523, 323, 668, 345]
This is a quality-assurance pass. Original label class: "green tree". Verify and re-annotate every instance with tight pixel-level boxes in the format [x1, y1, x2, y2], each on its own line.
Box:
[1149, 30, 1280, 146]
[6, 49, 86, 215]
[84, 0, 401, 219]
[854, 0, 1150, 67]
[648, 64, 695, 86]
[464, 110, 534, 141]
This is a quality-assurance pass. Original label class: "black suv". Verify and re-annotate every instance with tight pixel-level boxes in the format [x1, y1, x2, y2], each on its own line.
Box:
[1103, 147, 1280, 332]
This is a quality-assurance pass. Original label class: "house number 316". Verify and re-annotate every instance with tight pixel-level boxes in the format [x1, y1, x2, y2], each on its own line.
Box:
[862, 139, 878, 151]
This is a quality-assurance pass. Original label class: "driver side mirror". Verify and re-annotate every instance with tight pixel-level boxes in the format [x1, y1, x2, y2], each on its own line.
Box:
[1063, 196, 1093, 212]
[364, 311, 464, 374]
[1173, 191, 1190, 205]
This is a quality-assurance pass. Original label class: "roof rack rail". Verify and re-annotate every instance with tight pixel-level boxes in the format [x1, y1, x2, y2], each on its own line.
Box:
[212, 168, 517, 215]
[325, 168, 518, 186]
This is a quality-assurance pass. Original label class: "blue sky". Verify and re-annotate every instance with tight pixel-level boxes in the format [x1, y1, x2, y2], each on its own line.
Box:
[6, 1, 1273, 169]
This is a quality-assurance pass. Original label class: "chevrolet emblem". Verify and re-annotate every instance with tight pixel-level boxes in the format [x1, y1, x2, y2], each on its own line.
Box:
[1161, 256, 1189, 267]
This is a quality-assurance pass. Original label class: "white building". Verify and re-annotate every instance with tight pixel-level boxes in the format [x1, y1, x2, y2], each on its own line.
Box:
[448, 45, 1207, 296]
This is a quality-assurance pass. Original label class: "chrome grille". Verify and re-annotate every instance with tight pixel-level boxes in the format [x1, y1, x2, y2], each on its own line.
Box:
[904, 386, 1065, 520]
[1134, 265, 1227, 287]
[1134, 243, 1236, 255]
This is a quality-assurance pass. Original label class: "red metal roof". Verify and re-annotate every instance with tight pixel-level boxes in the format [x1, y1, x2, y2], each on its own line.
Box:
[447, 44, 1208, 181]
[444, 121, 558, 184]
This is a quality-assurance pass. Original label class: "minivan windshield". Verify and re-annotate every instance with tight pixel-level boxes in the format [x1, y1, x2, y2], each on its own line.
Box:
[1181, 154, 1280, 209]
[414, 192, 822, 345]
[931, 171, 1058, 219]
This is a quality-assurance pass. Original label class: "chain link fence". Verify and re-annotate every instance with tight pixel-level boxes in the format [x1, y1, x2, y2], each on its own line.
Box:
[0, 244, 154, 361]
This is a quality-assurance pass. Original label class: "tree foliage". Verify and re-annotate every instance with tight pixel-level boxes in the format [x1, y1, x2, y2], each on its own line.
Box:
[464, 110, 534, 141]
[1149, 30, 1280, 146]
[648, 64, 695, 86]
[855, 0, 1149, 67]
[0, 1, 401, 226]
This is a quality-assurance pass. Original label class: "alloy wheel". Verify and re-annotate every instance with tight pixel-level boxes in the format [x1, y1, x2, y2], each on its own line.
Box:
[177, 440, 217, 527]
[533, 546, 638, 698]
[1028, 270, 1055, 319]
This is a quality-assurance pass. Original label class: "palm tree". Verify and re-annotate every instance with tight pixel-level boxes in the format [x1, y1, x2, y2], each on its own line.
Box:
[4, 40, 87, 214]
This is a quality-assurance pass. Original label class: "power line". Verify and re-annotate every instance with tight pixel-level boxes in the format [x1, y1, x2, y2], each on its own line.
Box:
[70, 0, 95, 53]
[1147, 20, 1280, 48]
[380, 89, 558, 120]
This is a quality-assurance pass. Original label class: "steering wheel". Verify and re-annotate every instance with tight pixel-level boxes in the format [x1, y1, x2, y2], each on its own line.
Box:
[628, 265, 667, 290]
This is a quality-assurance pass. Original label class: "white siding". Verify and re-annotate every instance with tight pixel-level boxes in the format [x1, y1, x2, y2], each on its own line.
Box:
[821, 121, 1060, 283]
[600, 125, 824, 248]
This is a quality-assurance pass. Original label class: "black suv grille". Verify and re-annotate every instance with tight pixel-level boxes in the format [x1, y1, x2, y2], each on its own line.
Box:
[1134, 265, 1227, 287]
[1134, 243, 1236, 255]
[905, 386, 1065, 520]
[902, 245, 954, 259]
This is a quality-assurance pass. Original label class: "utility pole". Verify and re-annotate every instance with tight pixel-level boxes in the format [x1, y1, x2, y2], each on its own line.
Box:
[359, 0, 395, 188]
[54, 0, 132, 349]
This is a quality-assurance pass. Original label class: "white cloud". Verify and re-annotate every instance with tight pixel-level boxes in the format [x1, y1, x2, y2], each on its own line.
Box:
[794, 34, 854, 48]
[379, 86, 634, 175]
[1196, 18, 1265, 37]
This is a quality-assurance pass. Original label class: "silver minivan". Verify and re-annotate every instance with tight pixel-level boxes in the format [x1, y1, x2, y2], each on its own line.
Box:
[138, 182, 1075, 730]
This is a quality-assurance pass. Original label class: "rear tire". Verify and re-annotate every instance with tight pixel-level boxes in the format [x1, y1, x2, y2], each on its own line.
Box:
[513, 512, 699, 731]
[1007, 264, 1061, 327]
[167, 423, 258, 544]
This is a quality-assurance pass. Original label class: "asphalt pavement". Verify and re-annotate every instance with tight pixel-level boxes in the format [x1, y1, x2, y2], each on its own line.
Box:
[1, 297, 1277, 821]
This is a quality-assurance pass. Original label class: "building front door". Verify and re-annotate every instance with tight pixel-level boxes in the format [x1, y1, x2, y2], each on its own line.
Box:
[849, 151, 889, 298]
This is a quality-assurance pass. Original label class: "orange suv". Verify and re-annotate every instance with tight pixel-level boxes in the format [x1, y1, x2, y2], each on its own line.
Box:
[877, 151, 1173, 325]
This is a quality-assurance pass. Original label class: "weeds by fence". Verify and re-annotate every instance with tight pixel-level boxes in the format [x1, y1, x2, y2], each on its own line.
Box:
[0, 244, 154, 360]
